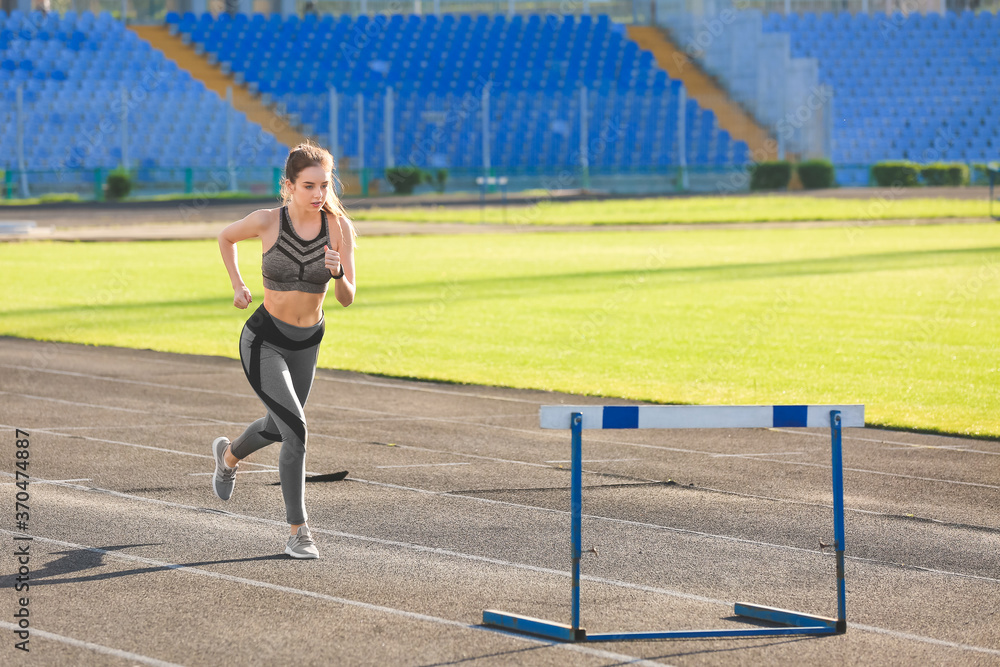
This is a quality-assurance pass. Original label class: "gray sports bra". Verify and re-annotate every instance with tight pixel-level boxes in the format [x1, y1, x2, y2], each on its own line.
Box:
[261, 207, 333, 294]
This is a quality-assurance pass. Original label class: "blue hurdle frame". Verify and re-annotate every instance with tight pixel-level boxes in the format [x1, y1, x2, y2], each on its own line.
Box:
[483, 409, 849, 642]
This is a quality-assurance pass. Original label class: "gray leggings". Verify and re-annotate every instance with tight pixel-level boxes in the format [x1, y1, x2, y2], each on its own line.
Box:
[231, 305, 324, 525]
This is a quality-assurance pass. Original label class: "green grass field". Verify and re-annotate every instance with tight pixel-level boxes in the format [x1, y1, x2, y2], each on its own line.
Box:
[2, 223, 998, 437]
[351, 195, 992, 225]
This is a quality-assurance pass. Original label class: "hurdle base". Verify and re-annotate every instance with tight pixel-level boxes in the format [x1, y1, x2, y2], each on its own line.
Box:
[483, 604, 842, 643]
[483, 610, 587, 642]
[735, 602, 843, 634]
[586, 625, 835, 641]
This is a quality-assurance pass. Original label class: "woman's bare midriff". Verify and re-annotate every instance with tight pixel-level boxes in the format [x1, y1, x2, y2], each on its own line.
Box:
[263, 289, 325, 327]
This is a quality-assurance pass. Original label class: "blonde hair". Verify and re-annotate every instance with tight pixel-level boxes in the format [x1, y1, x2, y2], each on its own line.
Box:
[280, 141, 357, 247]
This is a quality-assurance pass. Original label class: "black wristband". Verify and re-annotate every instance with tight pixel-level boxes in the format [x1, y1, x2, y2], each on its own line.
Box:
[332, 264, 345, 280]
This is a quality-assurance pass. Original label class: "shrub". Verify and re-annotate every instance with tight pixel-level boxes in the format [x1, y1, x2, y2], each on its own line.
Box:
[105, 168, 132, 200]
[796, 159, 835, 189]
[871, 161, 920, 187]
[749, 161, 792, 191]
[385, 166, 426, 195]
[920, 162, 969, 187]
[971, 163, 990, 185]
[431, 168, 448, 193]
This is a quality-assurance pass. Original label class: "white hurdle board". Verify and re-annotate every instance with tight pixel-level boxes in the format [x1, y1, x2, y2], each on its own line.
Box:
[540, 404, 865, 430]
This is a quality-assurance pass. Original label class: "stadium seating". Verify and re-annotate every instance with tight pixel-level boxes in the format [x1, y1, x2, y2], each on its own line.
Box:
[763, 9, 999, 185]
[164, 11, 749, 171]
[0, 9, 749, 180]
[0, 9, 287, 176]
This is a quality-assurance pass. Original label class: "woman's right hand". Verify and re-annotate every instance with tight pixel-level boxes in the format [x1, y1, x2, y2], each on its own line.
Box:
[233, 285, 253, 309]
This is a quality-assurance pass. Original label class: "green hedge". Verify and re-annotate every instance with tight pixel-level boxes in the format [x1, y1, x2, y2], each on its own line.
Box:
[796, 159, 835, 189]
[971, 163, 1000, 186]
[920, 163, 970, 186]
[105, 167, 133, 200]
[749, 161, 793, 191]
[871, 161, 920, 187]
[384, 166, 425, 195]
[431, 168, 448, 194]
[384, 167, 450, 195]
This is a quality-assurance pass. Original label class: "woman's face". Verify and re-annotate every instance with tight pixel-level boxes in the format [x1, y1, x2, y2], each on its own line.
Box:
[289, 165, 329, 212]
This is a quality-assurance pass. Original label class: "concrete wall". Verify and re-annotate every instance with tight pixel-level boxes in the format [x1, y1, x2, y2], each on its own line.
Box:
[652, 3, 830, 157]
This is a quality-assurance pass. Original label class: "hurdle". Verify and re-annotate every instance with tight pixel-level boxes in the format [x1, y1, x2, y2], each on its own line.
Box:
[483, 404, 864, 642]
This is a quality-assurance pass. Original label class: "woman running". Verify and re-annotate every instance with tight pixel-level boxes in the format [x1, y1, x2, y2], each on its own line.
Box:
[213, 142, 356, 559]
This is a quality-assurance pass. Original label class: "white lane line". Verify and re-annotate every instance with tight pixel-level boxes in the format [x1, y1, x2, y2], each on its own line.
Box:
[0, 390, 233, 425]
[8, 362, 996, 459]
[5, 384, 997, 509]
[1, 530, 667, 667]
[0, 387, 534, 436]
[746, 457, 1000, 491]
[583, 433, 1000, 489]
[0, 363, 542, 407]
[10, 482, 1000, 658]
[188, 470, 279, 476]
[29, 424, 219, 431]
[0, 364, 251, 398]
[9, 471, 1000, 587]
[769, 427, 1000, 456]
[545, 459, 642, 463]
[1, 422, 603, 481]
[342, 413, 537, 424]
[2, 424, 996, 551]
[852, 624, 1000, 657]
[0, 620, 184, 667]
[364, 440, 581, 472]
[355, 477, 1000, 585]
[376, 462, 473, 469]
[314, 373, 542, 404]
[711, 451, 805, 458]
[0, 423, 286, 473]
[0, 426, 213, 461]
[0, 472, 835, 575]
[357, 436, 1000, 493]
[7, 376, 994, 492]
[6, 418, 999, 542]
[0, 478, 91, 486]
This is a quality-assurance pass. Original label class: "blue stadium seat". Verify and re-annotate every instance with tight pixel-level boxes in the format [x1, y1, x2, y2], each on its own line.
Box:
[772, 10, 993, 172]
[0, 11, 744, 173]
[0, 11, 287, 170]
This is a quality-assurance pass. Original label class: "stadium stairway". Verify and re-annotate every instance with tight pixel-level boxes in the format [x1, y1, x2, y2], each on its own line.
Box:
[129, 26, 309, 154]
[626, 25, 776, 161]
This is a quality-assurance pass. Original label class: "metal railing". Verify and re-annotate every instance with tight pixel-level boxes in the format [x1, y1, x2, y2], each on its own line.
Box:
[9, 0, 995, 26]
[3, 161, 996, 204]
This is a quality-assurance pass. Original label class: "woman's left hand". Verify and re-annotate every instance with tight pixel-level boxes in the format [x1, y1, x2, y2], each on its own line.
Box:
[324, 245, 341, 277]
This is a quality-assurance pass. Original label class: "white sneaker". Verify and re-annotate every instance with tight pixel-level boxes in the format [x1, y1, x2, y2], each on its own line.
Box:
[211, 437, 237, 501]
[285, 525, 320, 559]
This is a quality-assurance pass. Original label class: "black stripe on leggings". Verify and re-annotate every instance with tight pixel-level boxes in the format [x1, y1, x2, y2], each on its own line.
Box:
[247, 331, 308, 446]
